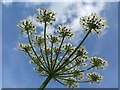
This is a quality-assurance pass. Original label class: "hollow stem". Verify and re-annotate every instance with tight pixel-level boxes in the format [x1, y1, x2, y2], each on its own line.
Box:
[39, 75, 52, 90]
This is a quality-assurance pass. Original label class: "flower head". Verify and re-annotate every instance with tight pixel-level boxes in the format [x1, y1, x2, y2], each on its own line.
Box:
[56, 24, 74, 38]
[17, 20, 36, 34]
[76, 46, 88, 58]
[72, 68, 84, 81]
[80, 13, 107, 36]
[54, 47, 62, 55]
[74, 57, 87, 67]
[87, 72, 103, 84]
[18, 43, 32, 54]
[47, 34, 60, 43]
[90, 57, 108, 70]
[62, 43, 74, 53]
[63, 77, 78, 88]
[35, 8, 56, 25]
[34, 35, 44, 46]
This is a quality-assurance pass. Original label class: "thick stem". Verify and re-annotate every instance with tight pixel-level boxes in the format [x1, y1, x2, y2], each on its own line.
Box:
[39, 75, 52, 90]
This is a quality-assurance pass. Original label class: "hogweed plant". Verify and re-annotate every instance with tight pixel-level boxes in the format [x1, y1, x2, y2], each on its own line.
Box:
[17, 8, 108, 89]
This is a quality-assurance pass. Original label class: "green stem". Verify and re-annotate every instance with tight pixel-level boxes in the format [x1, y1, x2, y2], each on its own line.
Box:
[54, 78, 66, 86]
[39, 75, 52, 90]
[27, 31, 47, 72]
[59, 64, 77, 74]
[55, 50, 68, 70]
[26, 50, 46, 71]
[57, 66, 95, 76]
[55, 29, 91, 72]
[59, 55, 78, 71]
[59, 77, 89, 83]
[50, 42, 53, 69]
[52, 37, 65, 70]
[40, 46, 48, 71]
[44, 22, 50, 70]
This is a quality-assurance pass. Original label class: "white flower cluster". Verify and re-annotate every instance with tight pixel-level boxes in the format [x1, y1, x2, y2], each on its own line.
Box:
[74, 57, 87, 67]
[80, 13, 108, 36]
[87, 72, 103, 84]
[76, 46, 88, 58]
[30, 54, 42, 63]
[35, 8, 56, 25]
[62, 43, 74, 53]
[18, 43, 32, 54]
[17, 20, 36, 34]
[47, 34, 60, 43]
[63, 77, 78, 88]
[56, 25, 74, 38]
[90, 57, 108, 70]
[54, 47, 62, 55]
[34, 35, 44, 46]
[72, 68, 84, 81]
[34, 65, 47, 76]
[42, 48, 51, 56]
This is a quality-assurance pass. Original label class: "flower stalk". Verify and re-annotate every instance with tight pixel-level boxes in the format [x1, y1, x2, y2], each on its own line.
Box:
[39, 75, 52, 90]
[44, 22, 50, 70]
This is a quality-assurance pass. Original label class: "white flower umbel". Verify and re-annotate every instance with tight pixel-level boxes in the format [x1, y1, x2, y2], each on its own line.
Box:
[87, 72, 103, 84]
[17, 20, 36, 35]
[35, 8, 56, 25]
[56, 24, 74, 38]
[62, 43, 74, 53]
[47, 34, 60, 43]
[90, 57, 108, 70]
[80, 13, 108, 36]
[63, 77, 78, 88]
[34, 35, 44, 46]
[18, 43, 32, 54]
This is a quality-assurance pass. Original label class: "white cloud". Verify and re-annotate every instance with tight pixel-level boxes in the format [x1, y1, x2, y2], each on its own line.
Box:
[2, 1, 108, 45]
[3, 1, 110, 54]
[47, 2, 106, 34]
[27, 16, 42, 28]
[24, 2, 107, 43]
[1, 0, 119, 7]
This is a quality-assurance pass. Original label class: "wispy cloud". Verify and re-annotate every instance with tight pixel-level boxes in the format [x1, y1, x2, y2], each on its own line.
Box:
[26, 2, 107, 43]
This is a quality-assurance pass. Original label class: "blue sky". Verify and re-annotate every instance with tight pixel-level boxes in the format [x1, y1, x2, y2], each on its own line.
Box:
[2, 2, 118, 88]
